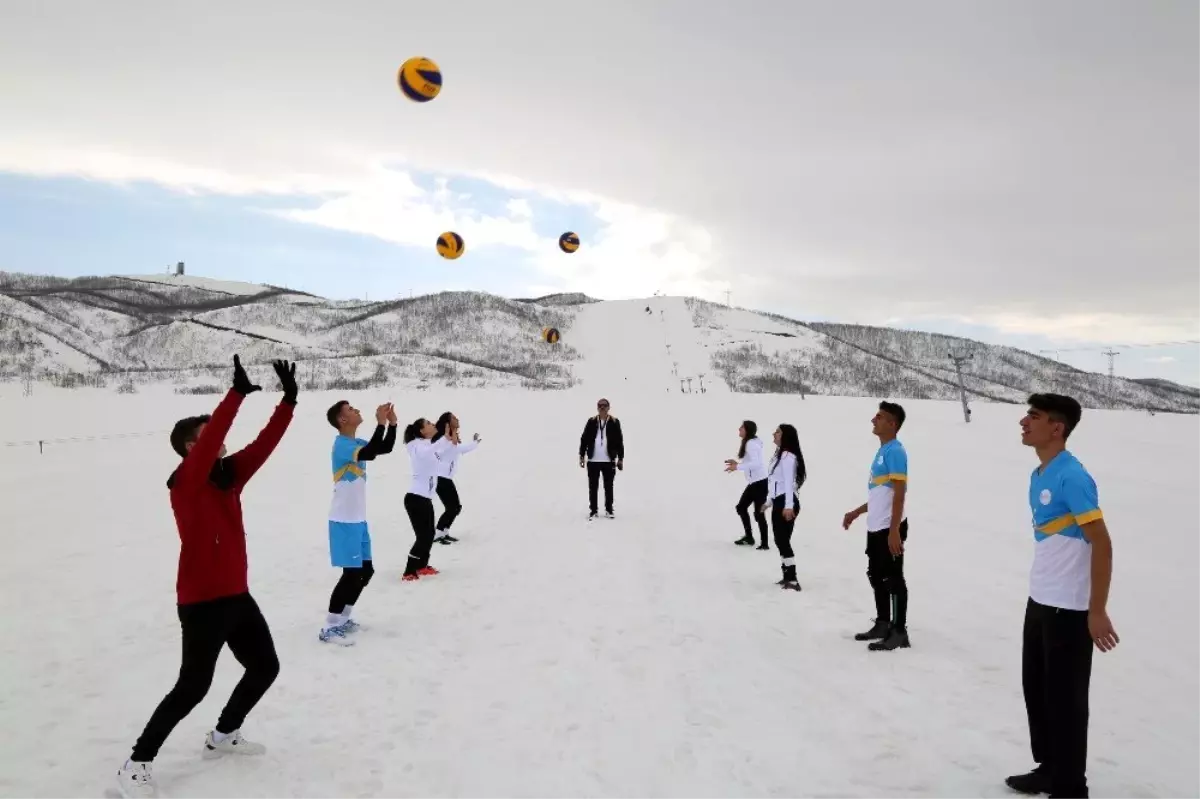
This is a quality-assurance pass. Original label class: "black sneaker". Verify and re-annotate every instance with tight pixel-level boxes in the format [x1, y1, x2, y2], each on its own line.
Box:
[735, 536, 756, 546]
[1005, 766, 1051, 795]
[853, 619, 889, 641]
[868, 627, 911, 651]
[443, 535, 459, 543]
[755, 544, 769, 551]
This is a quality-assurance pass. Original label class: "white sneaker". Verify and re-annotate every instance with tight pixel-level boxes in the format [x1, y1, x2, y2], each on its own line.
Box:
[202, 729, 266, 759]
[319, 625, 355, 646]
[116, 760, 156, 798]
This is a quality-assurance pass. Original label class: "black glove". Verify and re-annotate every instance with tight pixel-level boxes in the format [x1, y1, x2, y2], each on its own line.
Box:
[231, 354, 261, 396]
[273, 359, 298, 405]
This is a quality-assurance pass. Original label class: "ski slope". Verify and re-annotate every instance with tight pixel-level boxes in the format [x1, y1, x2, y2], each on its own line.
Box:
[569, 297, 729, 395]
[0, 381, 1195, 798]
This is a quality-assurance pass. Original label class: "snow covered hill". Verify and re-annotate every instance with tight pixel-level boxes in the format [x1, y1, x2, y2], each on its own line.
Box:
[1, 271, 1195, 412]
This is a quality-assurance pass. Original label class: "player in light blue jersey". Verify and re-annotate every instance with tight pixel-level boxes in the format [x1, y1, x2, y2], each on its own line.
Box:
[842, 400, 911, 651]
[1005, 393, 1118, 798]
[319, 400, 397, 645]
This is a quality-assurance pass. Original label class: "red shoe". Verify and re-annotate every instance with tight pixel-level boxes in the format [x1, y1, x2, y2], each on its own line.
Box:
[402, 572, 420, 581]
[417, 566, 439, 576]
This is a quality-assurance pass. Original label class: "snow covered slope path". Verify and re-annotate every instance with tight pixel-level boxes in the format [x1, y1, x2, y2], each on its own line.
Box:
[0, 388, 1195, 797]
[568, 297, 729, 395]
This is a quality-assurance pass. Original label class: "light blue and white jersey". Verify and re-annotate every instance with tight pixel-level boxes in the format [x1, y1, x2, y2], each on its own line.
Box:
[329, 435, 369, 524]
[1028, 450, 1103, 611]
[866, 439, 908, 531]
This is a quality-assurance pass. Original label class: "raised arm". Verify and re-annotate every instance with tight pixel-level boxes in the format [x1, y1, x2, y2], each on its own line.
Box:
[227, 359, 297, 489]
[174, 389, 244, 491]
[356, 424, 394, 461]
[228, 400, 295, 488]
[457, 438, 480, 455]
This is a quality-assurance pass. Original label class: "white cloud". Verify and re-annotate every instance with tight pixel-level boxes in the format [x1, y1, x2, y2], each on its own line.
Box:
[0, 0, 1194, 338]
[1147, 355, 1177, 364]
[926, 311, 1200, 348]
[505, 198, 532, 218]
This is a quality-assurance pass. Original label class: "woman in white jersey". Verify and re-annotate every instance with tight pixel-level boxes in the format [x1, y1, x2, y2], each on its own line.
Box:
[402, 418, 441, 581]
[725, 420, 769, 549]
[763, 423, 807, 591]
[431, 411, 481, 545]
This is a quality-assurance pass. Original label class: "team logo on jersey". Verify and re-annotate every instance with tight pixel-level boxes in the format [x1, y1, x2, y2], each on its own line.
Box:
[1039, 489, 1052, 505]
[876, 456, 884, 465]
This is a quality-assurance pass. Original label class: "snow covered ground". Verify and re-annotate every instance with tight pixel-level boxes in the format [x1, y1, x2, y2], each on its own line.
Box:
[0, 377, 1195, 798]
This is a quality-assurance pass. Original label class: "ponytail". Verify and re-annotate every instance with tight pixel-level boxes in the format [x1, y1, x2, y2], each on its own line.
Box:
[403, 418, 428, 444]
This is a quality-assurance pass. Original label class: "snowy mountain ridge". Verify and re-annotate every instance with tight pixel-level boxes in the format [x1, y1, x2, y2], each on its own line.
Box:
[0, 270, 1195, 412]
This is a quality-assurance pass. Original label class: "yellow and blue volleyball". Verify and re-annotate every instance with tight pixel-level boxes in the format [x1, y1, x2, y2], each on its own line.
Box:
[398, 57, 442, 102]
[542, 327, 561, 344]
[558, 232, 580, 253]
[436, 231, 464, 259]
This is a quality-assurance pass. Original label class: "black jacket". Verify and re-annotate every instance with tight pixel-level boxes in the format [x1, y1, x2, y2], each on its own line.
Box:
[579, 415, 624, 460]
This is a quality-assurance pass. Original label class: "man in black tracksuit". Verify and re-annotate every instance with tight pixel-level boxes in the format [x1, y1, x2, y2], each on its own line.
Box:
[579, 397, 624, 519]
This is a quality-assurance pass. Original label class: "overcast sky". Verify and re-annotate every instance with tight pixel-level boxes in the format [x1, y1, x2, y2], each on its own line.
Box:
[1, 0, 1196, 383]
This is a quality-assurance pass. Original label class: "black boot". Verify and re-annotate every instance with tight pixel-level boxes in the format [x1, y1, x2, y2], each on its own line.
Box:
[1005, 765, 1051, 795]
[868, 625, 911, 651]
[775, 564, 787, 586]
[781, 564, 801, 591]
[854, 618, 889, 641]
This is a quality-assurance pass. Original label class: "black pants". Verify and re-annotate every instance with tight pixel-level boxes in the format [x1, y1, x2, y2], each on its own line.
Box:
[866, 520, 908, 630]
[587, 461, 615, 514]
[1022, 598, 1093, 796]
[736, 479, 769, 545]
[404, 493, 436, 574]
[771, 494, 797, 558]
[436, 477, 462, 532]
[131, 593, 279, 762]
[328, 561, 375, 614]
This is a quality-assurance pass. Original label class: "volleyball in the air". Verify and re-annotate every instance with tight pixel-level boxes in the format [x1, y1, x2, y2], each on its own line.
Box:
[436, 231, 464, 259]
[542, 327, 561, 344]
[558, 232, 580, 254]
[398, 57, 442, 102]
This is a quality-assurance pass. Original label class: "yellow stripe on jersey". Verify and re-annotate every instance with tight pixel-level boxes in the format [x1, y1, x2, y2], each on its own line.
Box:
[871, 473, 907, 485]
[333, 462, 366, 482]
[1036, 509, 1103, 535]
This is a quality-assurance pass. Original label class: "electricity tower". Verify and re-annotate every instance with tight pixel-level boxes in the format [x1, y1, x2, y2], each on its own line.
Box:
[1101, 349, 1120, 395]
[948, 350, 974, 423]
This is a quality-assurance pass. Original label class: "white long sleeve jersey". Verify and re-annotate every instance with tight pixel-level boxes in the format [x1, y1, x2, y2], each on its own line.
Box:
[767, 451, 800, 511]
[406, 438, 440, 498]
[433, 436, 479, 480]
[736, 437, 767, 483]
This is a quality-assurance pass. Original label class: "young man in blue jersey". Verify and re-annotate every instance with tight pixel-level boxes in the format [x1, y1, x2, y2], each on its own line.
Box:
[319, 399, 398, 645]
[1006, 393, 1118, 798]
[842, 400, 910, 651]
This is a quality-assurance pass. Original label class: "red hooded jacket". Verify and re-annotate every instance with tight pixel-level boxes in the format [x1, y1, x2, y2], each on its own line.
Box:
[167, 389, 294, 605]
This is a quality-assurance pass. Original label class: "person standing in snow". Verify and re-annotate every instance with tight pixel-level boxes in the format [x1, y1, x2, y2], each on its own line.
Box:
[841, 400, 910, 651]
[1004, 393, 1118, 798]
[579, 397, 624, 519]
[725, 420, 769, 549]
[402, 417, 441, 580]
[763, 423, 806, 589]
[318, 399, 398, 646]
[431, 411, 481, 545]
[117, 355, 297, 798]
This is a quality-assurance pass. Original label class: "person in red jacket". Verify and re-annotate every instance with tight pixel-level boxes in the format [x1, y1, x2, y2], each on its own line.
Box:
[116, 355, 297, 799]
